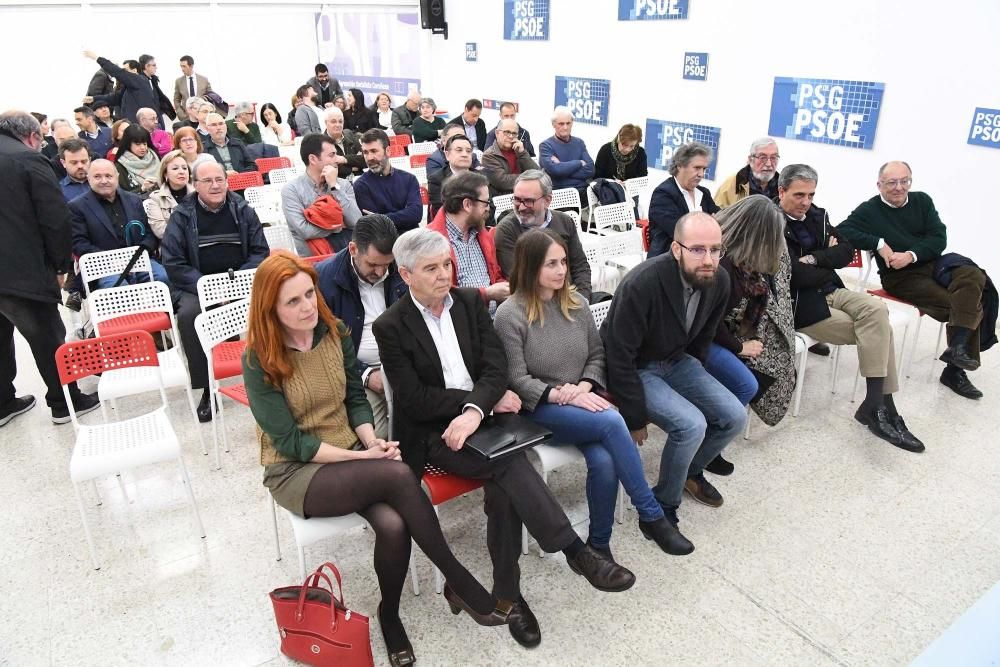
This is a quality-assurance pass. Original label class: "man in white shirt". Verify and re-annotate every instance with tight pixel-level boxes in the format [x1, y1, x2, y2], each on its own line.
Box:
[173, 55, 213, 121]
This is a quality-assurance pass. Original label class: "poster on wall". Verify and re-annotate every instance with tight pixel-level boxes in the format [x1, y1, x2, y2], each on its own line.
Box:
[968, 108, 1000, 149]
[682, 52, 708, 81]
[768, 77, 885, 150]
[316, 9, 421, 103]
[504, 0, 549, 41]
[554, 76, 610, 126]
[644, 118, 720, 179]
[618, 0, 689, 21]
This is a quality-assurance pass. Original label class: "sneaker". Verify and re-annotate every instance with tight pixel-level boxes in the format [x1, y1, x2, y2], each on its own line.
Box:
[51, 392, 101, 424]
[64, 291, 83, 312]
[0, 395, 36, 427]
[684, 473, 724, 508]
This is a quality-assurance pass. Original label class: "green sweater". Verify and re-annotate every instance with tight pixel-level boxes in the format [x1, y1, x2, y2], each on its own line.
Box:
[837, 192, 947, 274]
[226, 119, 262, 145]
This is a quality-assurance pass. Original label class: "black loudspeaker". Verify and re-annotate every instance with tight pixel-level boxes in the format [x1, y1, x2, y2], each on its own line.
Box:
[420, 0, 448, 37]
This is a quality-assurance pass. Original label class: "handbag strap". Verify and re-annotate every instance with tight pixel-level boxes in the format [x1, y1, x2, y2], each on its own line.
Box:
[314, 562, 345, 604]
[295, 569, 339, 632]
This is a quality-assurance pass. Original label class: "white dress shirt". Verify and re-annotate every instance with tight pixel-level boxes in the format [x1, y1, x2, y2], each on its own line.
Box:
[353, 261, 388, 367]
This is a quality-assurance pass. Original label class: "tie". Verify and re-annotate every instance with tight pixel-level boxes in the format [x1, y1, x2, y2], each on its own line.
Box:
[189, 76, 195, 96]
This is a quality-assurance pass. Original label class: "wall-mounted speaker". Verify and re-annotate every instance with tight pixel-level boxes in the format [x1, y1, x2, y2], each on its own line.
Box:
[420, 0, 448, 37]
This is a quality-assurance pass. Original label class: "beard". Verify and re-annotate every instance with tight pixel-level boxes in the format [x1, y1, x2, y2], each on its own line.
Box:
[513, 209, 541, 227]
[681, 263, 717, 290]
[751, 168, 775, 184]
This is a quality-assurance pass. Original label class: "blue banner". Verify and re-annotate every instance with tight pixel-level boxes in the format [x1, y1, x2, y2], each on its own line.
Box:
[618, 0, 689, 20]
[644, 118, 721, 180]
[968, 107, 1000, 149]
[334, 75, 421, 102]
[682, 52, 708, 81]
[768, 77, 885, 150]
[504, 0, 549, 41]
[554, 76, 610, 126]
[465, 42, 477, 61]
[483, 99, 517, 111]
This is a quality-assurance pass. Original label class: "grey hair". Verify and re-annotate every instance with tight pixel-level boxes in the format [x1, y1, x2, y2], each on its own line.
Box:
[419, 97, 437, 112]
[551, 105, 573, 123]
[198, 101, 216, 113]
[190, 154, 220, 181]
[186, 96, 205, 109]
[878, 161, 912, 179]
[778, 164, 818, 190]
[0, 110, 41, 140]
[324, 106, 344, 121]
[668, 142, 713, 176]
[136, 107, 157, 121]
[392, 228, 451, 271]
[514, 169, 553, 197]
[748, 136, 778, 156]
[50, 118, 72, 130]
[234, 101, 254, 115]
[715, 195, 786, 274]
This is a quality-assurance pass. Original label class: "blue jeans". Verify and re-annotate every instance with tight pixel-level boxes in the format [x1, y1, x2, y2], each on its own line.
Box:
[94, 259, 171, 290]
[527, 402, 664, 548]
[703, 343, 758, 406]
[639, 354, 748, 509]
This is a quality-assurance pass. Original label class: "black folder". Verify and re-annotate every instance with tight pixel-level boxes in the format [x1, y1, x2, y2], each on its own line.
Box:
[464, 413, 552, 459]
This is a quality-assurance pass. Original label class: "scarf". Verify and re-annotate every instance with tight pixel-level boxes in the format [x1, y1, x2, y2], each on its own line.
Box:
[117, 150, 160, 187]
[610, 138, 639, 181]
[731, 265, 770, 337]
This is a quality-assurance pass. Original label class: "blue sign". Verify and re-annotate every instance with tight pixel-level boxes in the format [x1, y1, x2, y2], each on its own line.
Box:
[618, 0, 689, 20]
[968, 107, 1000, 149]
[768, 77, 885, 150]
[483, 99, 517, 111]
[465, 42, 477, 61]
[554, 76, 610, 126]
[335, 75, 421, 103]
[682, 52, 708, 81]
[644, 118, 721, 180]
[504, 0, 549, 41]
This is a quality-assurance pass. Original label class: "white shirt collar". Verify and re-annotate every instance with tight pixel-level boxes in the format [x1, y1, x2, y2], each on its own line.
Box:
[410, 291, 453, 318]
[880, 194, 909, 209]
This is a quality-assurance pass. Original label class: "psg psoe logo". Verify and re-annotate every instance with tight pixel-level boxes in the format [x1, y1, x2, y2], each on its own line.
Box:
[768, 77, 885, 150]
[554, 76, 610, 127]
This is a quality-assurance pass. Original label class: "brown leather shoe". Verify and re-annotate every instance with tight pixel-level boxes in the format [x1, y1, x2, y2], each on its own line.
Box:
[566, 545, 635, 592]
[684, 474, 724, 508]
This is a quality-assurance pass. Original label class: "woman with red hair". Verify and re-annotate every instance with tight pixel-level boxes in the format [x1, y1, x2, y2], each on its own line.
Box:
[242, 252, 511, 666]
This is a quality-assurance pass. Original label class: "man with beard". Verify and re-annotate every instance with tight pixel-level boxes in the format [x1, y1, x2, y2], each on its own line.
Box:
[58, 138, 92, 202]
[353, 129, 423, 233]
[715, 137, 781, 207]
[493, 169, 590, 301]
[602, 212, 747, 554]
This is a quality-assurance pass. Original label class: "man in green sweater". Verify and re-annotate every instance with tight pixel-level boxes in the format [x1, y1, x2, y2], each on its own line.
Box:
[838, 161, 988, 399]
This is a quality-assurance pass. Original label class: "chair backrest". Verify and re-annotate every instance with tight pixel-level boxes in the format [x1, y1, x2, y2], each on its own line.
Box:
[387, 144, 406, 158]
[493, 193, 515, 218]
[79, 247, 154, 297]
[88, 281, 177, 335]
[407, 141, 437, 156]
[410, 166, 427, 185]
[551, 188, 582, 214]
[244, 184, 284, 224]
[268, 167, 299, 185]
[599, 228, 644, 258]
[586, 183, 601, 213]
[194, 298, 250, 360]
[389, 156, 411, 171]
[197, 268, 257, 312]
[409, 153, 430, 168]
[388, 134, 411, 148]
[227, 171, 264, 191]
[624, 176, 650, 199]
[419, 186, 430, 206]
[590, 300, 612, 329]
[277, 144, 303, 169]
[592, 202, 637, 234]
[263, 225, 298, 255]
[255, 156, 292, 175]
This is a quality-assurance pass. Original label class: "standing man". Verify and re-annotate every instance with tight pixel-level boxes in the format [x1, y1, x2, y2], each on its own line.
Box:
[74, 106, 112, 158]
[714, 137, 781, 208]
[173, 55, 212, 121]
[838, 161, 991, 400]
[484, 101, 535, 157]
[481, 117, 539, 198]
[306, 64, 342, 108]
[91, 101, 113, 128]
[539, 106, 594, 200]
[445, 99, 487, 151]
[391, 91, 421, 137]
[84, 51, 175, 129]
[353, 129, 423, 233]
[0, 111, 99, 426]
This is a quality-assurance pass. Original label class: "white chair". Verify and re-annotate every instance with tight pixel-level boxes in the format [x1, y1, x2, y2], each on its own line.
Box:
[586, 301, 627, 524]
[407, 141, 437, 156]
[624, 176, 649, 200]
[263, 225, 298, 255]
[56, 330, 205, 570]
[592, 202, 637, 236]
[550, 188, 582, 218]
[493, 193, 515, 220]
[389, 156, 411, 172]
[585, 184, 601, 226]
[410, 166, 427, 185]
[79, 246, 156, 298]
[197, 269, 257, 313]
[597, 229, 645, 275]
[244, 184, 284, 225]
[747, 332, 810, 440]
[268, 167, 299, 185]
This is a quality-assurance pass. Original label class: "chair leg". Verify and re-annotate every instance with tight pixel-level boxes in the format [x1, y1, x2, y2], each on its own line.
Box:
[743, 406, 752, 440]
[908, 315, 924, 378]
[177, 458, 206, 539]
[830, 345, 841, 393]
[615, 484, 624, 524]
[432, 506, 443, 594]
[897, 321, 911, 381]
[297, 545, 307, 581]
[538, 470, 548, 559]
[216, 391, 230, 453]
[793, 343, 808, 417]
[210, 386, 222, 470]
[521, 523, 529, 555]
[74, 482, 101, 570]
[270, 497, 282, 562]
[91, 479, 102, 505]
[851, 370, 862, 403]
[934, 322, 946, 357]
[409, 542, 420, 596]
[184, 386, 208, 456]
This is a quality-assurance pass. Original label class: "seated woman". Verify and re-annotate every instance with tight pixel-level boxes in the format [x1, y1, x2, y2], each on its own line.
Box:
[593, 123, 648, 182]
[172, 126, 203, 168]
[114, 124, 160, 196]
[411, 97, 446, 143]
[647, 141, 720, 258]
[243, 253, 511, 667]
[145, 150, 192, 239]
[259, 102, 294, 146]
[373, 91, 393, 131]
[493, 230, 689, 558]
[344, 88, 375, 134]
[107, 119, 130, 160]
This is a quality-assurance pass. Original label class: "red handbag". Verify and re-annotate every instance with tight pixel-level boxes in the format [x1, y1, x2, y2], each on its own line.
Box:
[269, 562, 374, 667]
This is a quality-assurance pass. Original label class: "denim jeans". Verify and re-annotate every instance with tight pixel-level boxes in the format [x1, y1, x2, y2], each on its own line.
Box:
[94, 258, 171, 290]
[703, 343, 758, 406]
[639, 354, 747, 510]
[527, 402, 664, 548]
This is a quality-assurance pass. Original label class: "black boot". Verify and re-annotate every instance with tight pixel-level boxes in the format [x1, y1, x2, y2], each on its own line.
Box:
[940, 365, 983, 399]
[197, 389, 214, 422]
[939, 327, 980, 371]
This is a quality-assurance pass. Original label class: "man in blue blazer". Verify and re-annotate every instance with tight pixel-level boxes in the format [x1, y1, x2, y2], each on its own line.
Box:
[647, 142, 721, 258]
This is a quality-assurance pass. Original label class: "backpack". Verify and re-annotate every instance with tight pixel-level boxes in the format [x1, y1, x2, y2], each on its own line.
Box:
[590, 178, 627, 206]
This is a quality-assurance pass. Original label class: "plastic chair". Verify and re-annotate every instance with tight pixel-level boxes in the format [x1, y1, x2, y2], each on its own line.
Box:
[244, 184, 284, 225]
[268, 167, 299, 185]
[82, 249, 172, 343]
[522, 444, 586, 558]
[263, 225, 298, 255]
[592, 202, 637, 235]
[407, 142, 437, 157]
[493, 194, 515, 220]
[197, 268, 257, 312]
[624, 176, 650, 199]
[255, 156, 292, 175]
[551, 188, 583, 217]
[389, 156, 411, 171]
[388, 144, 406, 158]
[585, 184, 601, 226]
[227, 171, 264, 191]
[56, 330, 205, 570]
[409, 154, 430, 169]
[411, 166, 427, 185]
[79, 247, 158, 298]
[388, 134, 411, 148]
[419, 186, 430, 206]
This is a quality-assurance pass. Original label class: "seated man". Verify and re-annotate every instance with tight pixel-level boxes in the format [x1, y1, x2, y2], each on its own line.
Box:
[91, 100, 113, 129]
[226, 102, 262, 145]
[484, 101, 535, 157]
[160, 160, 269, 421]
[538, 106, 594, 200]
[203, 113, 257, 175]
[714, 137, 781, 208]
[838, 161, 991, 400]
[45, 121, 79, 179]
[602, 212, 747, 553]
[323, 107, 365, 178]
[445, 98, 487, 151]
[281, 133, 362, 256]
[74, 105, 112, 158]
[427, 133, 475, 217]
[136, 107, 173, 157]
[293, 85, 323, 136]
[481, 118, 539, 198]
[426, 123, 481, 176]
[58, 138, 92, 202]
[353, 129, 423, 233]
[374, 228, 635, 649]
[647, 142, 720, 258]
[778, 164, 924, 452]
[173, 96, 203, 132]
[427, 171, 509, 309]
[316, 214, 408, 439]
[68, 159, 168, 289]
[494, 170, 591, 301]
[390, 90, 421, 136]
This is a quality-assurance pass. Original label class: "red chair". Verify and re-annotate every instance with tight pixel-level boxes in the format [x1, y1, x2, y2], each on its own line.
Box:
[419, 186, 430, 206]
[387, 144, 406, 158]
[636, 218, 650, 252]
[409, 154, 429, 168]
[227, 171, 264, 191]
[301, 253, 335, 265]
[389, 134, 411, 148]
[254, 156, 292, 175]
[421, 465, 486, 593]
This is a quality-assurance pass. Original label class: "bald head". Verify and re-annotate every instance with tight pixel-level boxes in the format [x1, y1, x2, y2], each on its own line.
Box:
[88, 159, 118, 199]
[671, 212, 723, 289]
[53, 124, 77, 146]
[136, 107, 158, 132]
[877, 161, 913, 207]
[405, 91, 421, 111]
[673, 211, 720, 245]
[496, 118, 520, 151]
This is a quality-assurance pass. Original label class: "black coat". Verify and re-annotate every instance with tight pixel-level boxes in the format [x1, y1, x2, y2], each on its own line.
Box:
[373, 288, 508, 476]
[203, 137, 258, 174]
[68, 188, 148, 258]
[783, 204, 855, 329]
[593, 142, 648, 181]
[647, 177, 720, 258]
[445, 115, 488, 151]
[93, 57, 176, 127]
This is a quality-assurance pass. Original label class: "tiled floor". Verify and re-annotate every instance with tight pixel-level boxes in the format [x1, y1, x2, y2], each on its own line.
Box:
[2, 313, 998, 666]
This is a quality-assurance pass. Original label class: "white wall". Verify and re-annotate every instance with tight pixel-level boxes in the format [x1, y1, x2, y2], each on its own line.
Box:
[424, 0, 1000, 276]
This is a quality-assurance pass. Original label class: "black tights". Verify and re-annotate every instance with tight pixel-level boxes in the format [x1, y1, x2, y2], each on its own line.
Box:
[302, 459, 494, 643]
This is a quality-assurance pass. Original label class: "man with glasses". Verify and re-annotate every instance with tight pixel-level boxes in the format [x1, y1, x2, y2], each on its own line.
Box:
[161, 160, 270, 421]
[484, 101, 535, 157]
[603, 211, 747, 554]
[426, 124, 481, 176]
[482, 118, 539, 198]
[715, 137, 781, 208]
[202, 112, 257, 177]
[839, 161, 991, 400]
[427, 134, 476, 216]
[226, 102, 262, 145]
[353, 129, 423, 233]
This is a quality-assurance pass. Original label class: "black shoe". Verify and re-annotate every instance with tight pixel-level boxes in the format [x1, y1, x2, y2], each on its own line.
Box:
[808, 342, 831, 356]
[443, 583, 511, 627]
[64, 291, 82, 312]
[684, 473, 724, 507]
[639, 515, 695, 556]
[377, 602, 415, 667]
[854, 405, 903, 447]
[506, 597, 542, 648]
[890, 415, 925, 453]
[585, 538, 615, 563]
[939, 327, 980, 371]
[0, 395, 36, 427]
[566, 545, 635, 592]
[197, 389, 213, 422]
[51, 392, 100, 424]
[940, 367, 983, 399]
[704, 454, 734, 476]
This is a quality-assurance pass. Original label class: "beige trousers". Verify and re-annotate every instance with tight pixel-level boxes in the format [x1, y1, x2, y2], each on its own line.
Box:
[365, 386, 389, 441]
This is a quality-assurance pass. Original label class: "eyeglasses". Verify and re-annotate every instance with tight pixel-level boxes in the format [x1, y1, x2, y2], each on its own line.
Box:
[751, 154, 780, 163]
[469, 198, 491, 206]
[879, 178, 912, 188]
[675, 241, 726, 260]
[197, 177, 226, 185]
[513, 196, 543, 207]
[499, 130, 519, 137]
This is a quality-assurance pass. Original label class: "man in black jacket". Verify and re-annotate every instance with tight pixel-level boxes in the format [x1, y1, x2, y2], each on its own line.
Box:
[778, 164, 923, 452]
[0, 111, 99, 426]
[602, 212, 746, 553]
[83, 51, 176, 129]
[445, 98, 487, 151]
[202, 113, 257, 176]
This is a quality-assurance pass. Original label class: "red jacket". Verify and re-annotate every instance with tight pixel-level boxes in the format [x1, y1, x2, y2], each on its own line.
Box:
[428, 209, 504, 303]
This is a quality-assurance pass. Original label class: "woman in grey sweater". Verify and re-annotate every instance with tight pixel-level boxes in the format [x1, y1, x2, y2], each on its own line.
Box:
[494, 230, 683, 559]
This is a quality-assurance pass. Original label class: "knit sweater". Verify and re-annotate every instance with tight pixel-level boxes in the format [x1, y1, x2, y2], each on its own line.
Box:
[837, 192, 947, 275]
[494, 295, 605, 410]
[538, 135, 595, 191]
[352, 167, 423, 232]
